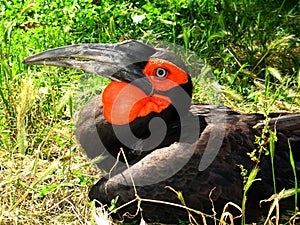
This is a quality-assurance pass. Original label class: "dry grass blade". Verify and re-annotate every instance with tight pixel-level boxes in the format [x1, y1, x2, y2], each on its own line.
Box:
[288, 212, 300, 225]
[91, 204, 113, 225]
[208, 187, 217, 225]
[261, 189, 284, 225]
[219, 202, 242, 225]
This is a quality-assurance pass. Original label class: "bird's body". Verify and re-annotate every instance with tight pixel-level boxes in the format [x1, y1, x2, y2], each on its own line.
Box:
[85, 97, 300, 223]
[23, 40, 300, 224]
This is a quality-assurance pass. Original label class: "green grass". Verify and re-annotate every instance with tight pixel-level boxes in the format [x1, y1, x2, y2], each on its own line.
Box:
[0, 0, 299, 224]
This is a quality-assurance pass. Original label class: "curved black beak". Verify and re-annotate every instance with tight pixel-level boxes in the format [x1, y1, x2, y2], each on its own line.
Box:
[23, 40, 156, 94]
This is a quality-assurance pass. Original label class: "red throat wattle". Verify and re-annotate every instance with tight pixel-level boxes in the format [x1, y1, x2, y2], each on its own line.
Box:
[102, 81, 171, 125]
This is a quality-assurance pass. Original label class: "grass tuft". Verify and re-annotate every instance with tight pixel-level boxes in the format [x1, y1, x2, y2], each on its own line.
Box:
[16, 79, 36, 154]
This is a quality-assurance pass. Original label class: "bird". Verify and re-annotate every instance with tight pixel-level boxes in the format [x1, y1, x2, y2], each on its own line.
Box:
[23, 40, 300, 224]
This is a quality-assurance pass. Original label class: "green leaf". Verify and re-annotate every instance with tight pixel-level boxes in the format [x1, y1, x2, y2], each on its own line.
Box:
[244, 166, 260, 193]
[108, 196, 119, 213]
[35, 183, 58, 198]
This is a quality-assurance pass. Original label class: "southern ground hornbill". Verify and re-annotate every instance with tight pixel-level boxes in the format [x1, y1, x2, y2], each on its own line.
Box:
[23, 40, 300, 223]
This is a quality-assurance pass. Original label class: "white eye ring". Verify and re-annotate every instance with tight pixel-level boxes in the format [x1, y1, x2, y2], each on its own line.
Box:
[155, 68, 168, 78]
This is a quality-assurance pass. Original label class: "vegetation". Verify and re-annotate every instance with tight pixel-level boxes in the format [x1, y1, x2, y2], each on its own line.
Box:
[0, 0, 299, 224]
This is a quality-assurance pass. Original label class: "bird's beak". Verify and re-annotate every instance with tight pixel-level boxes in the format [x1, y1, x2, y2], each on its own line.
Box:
[23, 40, 156, 93]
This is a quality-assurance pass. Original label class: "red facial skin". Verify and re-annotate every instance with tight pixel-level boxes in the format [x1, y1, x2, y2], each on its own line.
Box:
[102, 58, 188, 125]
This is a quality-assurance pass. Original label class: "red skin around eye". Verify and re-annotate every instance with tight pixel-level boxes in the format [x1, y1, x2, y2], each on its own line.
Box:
[102, 81, 171, 125]
[142, 58, 188, 91]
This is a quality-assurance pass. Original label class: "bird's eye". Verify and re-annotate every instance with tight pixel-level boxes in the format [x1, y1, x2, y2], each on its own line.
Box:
[155, 68, 168, 78]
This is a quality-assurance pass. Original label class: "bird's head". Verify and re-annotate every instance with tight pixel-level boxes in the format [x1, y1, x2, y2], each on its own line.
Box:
[23, 40, 193, 125]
